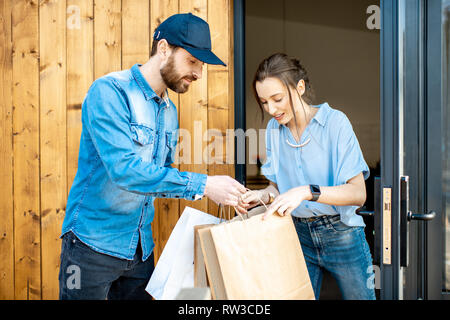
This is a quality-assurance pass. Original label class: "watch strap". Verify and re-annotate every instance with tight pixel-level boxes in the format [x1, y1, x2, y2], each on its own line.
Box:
[309, 184, 321, 202]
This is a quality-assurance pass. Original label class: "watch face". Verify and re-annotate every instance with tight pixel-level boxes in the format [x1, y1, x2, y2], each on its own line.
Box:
[311, 185, 320, 194]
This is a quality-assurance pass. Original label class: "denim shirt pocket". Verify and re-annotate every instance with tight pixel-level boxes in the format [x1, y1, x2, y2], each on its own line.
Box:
[164, 129, 179, 166]
[130, 123, 156, 162]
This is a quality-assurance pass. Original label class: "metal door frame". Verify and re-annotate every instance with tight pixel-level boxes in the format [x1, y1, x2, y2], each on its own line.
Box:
[234, 0, 246, 185]
[380, 0, 402, 300]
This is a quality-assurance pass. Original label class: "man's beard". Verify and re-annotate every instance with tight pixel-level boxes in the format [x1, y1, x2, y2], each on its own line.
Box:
[160, 55, 195, 94]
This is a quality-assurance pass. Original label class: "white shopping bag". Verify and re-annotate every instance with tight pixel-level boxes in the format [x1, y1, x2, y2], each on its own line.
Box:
[146, 206, 220, 300]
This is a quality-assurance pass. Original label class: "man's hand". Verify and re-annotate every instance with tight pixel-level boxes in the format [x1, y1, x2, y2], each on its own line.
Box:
[204, 176, 247, 213]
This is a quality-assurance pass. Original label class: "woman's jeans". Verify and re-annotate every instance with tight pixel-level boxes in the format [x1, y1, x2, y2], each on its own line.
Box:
[59, 231, 154, 300]
[293, 215, 376, 300]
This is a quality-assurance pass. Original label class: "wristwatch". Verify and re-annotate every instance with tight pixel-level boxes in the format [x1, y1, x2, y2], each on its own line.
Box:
[309, 184, 321, 202]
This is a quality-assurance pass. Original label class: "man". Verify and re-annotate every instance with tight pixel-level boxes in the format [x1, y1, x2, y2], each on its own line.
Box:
[59, 13, 247, 300]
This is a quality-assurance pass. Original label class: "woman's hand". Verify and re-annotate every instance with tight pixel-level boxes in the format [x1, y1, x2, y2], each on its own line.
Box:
[262, 186, 312, 220]
[240, 189, 268, 210]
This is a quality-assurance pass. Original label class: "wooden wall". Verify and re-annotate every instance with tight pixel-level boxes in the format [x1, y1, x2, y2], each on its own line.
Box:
[0, 0, 234, 300]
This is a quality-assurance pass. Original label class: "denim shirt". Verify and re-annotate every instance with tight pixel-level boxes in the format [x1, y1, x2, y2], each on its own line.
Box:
[61, 63, 207, 261]
[261, 102, 370, 227]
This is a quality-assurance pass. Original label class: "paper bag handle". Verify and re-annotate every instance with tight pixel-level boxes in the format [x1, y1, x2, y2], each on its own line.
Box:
[218, 188, 269, 223]
[218, 205, 245, 222]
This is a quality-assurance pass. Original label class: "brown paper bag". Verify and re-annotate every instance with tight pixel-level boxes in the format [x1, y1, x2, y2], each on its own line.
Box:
[229, 205, 267, 221]
[194, 205, 236, 299]
[209, 212, 315, 300]
[196, 226, 228, 299]
[194, 225, 210, 288]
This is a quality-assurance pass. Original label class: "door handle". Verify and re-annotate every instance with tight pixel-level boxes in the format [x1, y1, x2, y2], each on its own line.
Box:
[400, 176, 437, 267]
[407, 210, 436, 221]
[355, 207, 374, 217]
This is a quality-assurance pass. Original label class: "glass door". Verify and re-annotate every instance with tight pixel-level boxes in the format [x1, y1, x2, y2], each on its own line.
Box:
[380, 0, 448, 300]
[443, 0, 450, 297]
[425, 0, 450, 300]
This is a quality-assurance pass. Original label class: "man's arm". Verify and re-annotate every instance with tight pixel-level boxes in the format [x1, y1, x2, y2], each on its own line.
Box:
[83, 78, 206, 200]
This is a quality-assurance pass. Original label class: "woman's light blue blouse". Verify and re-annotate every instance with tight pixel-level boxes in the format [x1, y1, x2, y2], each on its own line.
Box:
[261, 102, 370, 227]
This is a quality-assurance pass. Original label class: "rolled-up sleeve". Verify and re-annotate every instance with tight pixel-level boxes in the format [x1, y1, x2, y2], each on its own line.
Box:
[335, 113, 370, 184]
[83, 78, 207, 199]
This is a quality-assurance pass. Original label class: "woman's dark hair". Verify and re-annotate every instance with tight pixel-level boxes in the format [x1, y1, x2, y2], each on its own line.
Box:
[252, 53, 315, 123]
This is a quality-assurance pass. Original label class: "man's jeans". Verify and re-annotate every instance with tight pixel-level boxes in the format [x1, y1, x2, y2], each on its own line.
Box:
[293, 215, 376, 300]
[59, 232, 154, 300]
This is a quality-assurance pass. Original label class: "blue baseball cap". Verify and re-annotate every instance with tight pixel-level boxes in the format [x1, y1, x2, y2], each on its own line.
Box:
[153, 13, 226, 66]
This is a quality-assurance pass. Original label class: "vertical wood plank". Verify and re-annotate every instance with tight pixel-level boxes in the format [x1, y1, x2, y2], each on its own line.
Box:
[12, 0, 41, 300]
[207, 0, 229, 66]
[150, 0, 180, 263]
[39, 0, 67, 300]
[179, 0, 208, 214]
[94, 0, 121, 78]
[67, 0, 94, 196]
[122, 0, 149, 69]
[207, 0, 231, 216]
[150, 0, 179, 34]
[0, 0, 14, 300]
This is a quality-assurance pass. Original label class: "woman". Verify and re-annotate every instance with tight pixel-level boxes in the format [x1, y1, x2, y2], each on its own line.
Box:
[240, 53, 376, 300]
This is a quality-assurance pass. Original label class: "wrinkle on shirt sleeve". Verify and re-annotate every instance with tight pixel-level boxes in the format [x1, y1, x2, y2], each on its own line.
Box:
[83, 77, 206, 198]
[334, 112, 370, 185]
[261, 118, 278, 184]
